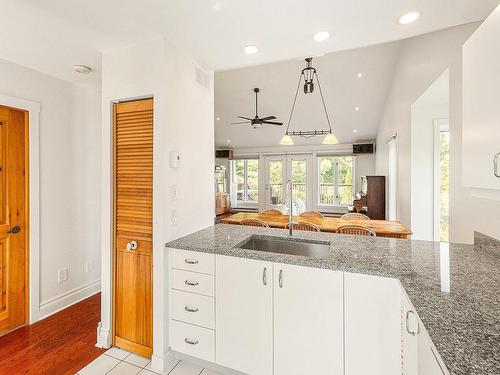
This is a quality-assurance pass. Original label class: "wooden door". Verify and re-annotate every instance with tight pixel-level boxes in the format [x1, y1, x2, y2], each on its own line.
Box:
[216, 255, 273, 375]
[0, 106, 28, 335]
[273, 263, 343, 375]
[113, 99, 153, 356]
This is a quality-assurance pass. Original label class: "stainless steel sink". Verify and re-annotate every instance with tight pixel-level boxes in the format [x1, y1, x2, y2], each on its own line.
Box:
[237, 235, 331, 258]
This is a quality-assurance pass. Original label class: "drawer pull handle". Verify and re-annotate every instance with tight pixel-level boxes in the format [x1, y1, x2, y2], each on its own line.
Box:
[185, 259, 199, 264]
[184, 338, 199, 345]
[184, 306, 199, 313]
[185, 280, 199, 286]
[406, 310, 420, 336]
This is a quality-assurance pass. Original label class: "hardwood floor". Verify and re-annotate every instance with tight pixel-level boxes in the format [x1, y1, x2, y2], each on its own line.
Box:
[0, 293, 104, 375]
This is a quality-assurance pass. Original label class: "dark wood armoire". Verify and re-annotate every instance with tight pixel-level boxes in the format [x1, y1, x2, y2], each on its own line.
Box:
[353, 176, 386, 220]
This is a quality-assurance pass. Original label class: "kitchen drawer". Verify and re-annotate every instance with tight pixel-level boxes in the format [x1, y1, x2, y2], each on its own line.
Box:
[170, 320, 215, 362]
[171, 289, 215, 329]
[171, 269, 215, 297]
[170, 248, 215, 275]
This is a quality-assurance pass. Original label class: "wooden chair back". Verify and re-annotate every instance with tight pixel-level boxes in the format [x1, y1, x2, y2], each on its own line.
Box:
[299, 210, 324, 218]
[285, 221, 321, 232]
[337, 225, 376, 237]
[341, 212, 370, 220]
[240, 218, 270, 228]
[261, 208, 284, 216]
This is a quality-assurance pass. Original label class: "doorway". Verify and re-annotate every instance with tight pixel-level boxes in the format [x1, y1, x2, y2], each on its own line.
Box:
[0, 105, 29, 336]
[263, 154, 312, 212]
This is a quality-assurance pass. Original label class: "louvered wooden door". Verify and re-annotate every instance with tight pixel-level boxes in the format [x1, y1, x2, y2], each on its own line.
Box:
[0, 106, 28, 336]
[113, 99, 153, 356]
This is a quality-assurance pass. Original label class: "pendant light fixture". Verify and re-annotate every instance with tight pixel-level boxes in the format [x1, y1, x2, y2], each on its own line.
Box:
[280, 57, 339, 145]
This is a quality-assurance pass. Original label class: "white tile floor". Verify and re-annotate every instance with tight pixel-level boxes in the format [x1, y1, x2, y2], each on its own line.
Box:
[77, 347, 220, 375]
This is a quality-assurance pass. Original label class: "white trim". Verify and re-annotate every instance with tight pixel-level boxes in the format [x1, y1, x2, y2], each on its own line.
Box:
[0, 93, 41, 324]
[433, 119, 449, 241]
[96, 322, 112, 349]
[38, 280, 101, 320]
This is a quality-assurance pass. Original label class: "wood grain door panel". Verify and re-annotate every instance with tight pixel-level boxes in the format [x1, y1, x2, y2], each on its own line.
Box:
[0, 106, 28, 335]
[113, 98, 153, 357]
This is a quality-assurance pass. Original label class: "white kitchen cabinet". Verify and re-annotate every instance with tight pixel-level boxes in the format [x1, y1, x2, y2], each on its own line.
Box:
[274, 264, 344, 375]
[344, 272, 402, 375]
[273, 263, 344, 375]
[417, 325, 448, 375]
[402, 291, 420, 375]
[215, 255, 274, 375]
[463, 5, 500, 191]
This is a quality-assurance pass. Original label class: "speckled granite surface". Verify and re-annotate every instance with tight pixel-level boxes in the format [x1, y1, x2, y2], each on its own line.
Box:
[166, 224, 500, 375]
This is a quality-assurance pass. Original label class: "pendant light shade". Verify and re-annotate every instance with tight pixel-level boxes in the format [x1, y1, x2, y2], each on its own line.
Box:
[280, 134, 294, 145]
[322, 133, 339, 145]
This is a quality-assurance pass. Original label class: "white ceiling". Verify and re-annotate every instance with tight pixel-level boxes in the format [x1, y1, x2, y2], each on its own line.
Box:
[215, 42, 401, 147]
[0, 0, 498, 88]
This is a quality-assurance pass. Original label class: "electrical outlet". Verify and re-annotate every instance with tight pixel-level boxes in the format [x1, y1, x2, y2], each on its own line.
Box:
[171, 185, 178, 201]
[85, 261, 94, 273]
[171, 209, 178, 225]
[57, 268, 68, 284]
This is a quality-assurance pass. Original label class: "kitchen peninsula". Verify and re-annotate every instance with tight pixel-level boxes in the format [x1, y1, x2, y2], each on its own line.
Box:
[166, 224, 499, 375]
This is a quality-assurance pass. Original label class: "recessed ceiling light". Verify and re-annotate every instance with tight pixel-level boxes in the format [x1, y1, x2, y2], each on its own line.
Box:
[353, 129, 358, 133]
[216, 117, 220, 121]
[355, 106, 360, 111]
[244, 45, 259, 54]
[313, 31, 330, 42]
[357, 72, 363, 78]
[227, 139, 231, 143]
[73, 64, 92, 74]
[212, 2, 222, 11]
[399, 11, 420, 25]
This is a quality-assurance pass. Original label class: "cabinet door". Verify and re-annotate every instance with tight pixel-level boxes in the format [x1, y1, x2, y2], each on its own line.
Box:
[344, 273, 401, 375]
[418, 325, 448, 375]
[463, 6, 500, 190]
[215, 255, 273, 375]
[274, 263, 343, 375]
[402, 292, 419, 375]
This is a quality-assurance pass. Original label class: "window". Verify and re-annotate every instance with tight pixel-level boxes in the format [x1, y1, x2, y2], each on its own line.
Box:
[233, 159, 259, 206]
[318, 156, 354, 206]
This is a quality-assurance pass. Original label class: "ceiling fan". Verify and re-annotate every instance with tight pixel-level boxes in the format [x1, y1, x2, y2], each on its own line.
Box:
[232, 88, 283, 128]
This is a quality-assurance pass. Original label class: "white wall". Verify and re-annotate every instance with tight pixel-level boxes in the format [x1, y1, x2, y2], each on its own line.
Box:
[375, 22, 500, 243]
[410, 69, 449, 242]
[0, 58, 101, 320]
[98, 38, 214, 370]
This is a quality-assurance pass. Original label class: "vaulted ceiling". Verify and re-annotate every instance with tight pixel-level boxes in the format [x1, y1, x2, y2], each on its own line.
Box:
[0, 0, 498, 89]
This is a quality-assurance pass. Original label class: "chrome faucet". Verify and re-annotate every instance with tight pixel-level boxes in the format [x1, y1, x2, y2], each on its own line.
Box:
[287, 179, 293, 235]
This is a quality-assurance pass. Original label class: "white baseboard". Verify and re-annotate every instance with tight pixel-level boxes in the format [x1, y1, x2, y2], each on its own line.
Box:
[96, 321, 112, 349]
[38, 279, 101, 321]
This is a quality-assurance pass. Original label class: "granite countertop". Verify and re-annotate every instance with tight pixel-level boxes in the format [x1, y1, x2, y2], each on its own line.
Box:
[166, 224, 500, 375]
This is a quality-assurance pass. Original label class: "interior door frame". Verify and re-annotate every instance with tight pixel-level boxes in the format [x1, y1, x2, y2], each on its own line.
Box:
[0, 94, 41, 325]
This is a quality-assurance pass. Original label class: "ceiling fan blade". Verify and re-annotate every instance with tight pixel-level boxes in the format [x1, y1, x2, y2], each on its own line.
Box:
[237, 116, 253, 121]
[231, 121, 251, 125]
[262, 121, 283, 126]
[260, 116, 277, 121]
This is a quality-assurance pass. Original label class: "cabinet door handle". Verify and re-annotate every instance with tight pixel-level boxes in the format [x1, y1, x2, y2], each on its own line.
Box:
[184, 338, 199, 345]
[184, 306, 199, 313]
[185, 259, 199, 264]
[279, 269, 283, 288]
[406, 310, 419, 336]
[126, 240, 138, 251]
[185, 280, 199, 286]
[494, 153, 500, 178]
[263, 267, 267, 286]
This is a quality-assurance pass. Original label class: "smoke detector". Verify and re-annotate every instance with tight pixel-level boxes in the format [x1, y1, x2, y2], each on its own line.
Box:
[73, 64, 92, 74]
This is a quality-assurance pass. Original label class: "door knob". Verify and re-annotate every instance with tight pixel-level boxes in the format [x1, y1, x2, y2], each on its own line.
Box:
[126, 240, 138, 251]
[7, 226, 21, 234]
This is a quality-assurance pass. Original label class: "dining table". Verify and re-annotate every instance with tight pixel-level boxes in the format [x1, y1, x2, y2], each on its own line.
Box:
[221, 212, 412, 239]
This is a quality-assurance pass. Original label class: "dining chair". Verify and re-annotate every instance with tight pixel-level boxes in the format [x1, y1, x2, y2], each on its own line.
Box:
[337, 225, 376, 237]
[261, 208, 284, 216]
[299, 210, 324, 218]
[341, 212, 370, 220]
[285, 221, 321, 232]
[240, 218, 270, 228]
